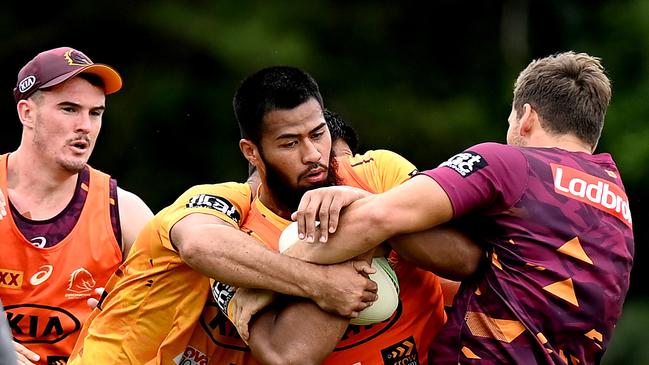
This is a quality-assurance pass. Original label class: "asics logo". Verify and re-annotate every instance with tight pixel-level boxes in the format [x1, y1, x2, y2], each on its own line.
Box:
[31, 236, 47, 248]
[30, 265, 53, 286]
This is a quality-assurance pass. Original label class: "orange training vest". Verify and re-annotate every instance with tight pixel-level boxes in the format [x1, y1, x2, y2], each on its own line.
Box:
[0, 154, 122, 364]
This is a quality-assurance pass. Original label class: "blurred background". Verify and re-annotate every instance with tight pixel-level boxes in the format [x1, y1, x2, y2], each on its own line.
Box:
[0, 1, 646, 362]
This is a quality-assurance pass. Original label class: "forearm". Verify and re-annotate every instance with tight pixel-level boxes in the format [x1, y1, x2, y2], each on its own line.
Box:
[286, 196, 392, 264]
[247, 298, 347, 365]
[289, 175, 454, 264]
[178, 223, 322, 298]
[389, 225, 484, 280]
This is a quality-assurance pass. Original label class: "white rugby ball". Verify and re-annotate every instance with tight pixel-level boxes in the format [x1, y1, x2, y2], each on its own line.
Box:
[278, 222, 400, 325]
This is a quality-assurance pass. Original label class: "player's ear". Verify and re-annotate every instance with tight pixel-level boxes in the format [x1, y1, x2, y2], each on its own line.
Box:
[16, 99, 36, 129]
[239, 139, 260, 166]
[518, 103, 537, 136]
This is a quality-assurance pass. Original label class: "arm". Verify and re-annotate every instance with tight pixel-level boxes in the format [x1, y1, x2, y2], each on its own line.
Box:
[389, 225, 484, 280]
[117, 187, 154, 257]
[247, 299, 348, 365]
[171, 212, 377, 316]
[288, 175, 454, 264]
[244, 250, 375, 365]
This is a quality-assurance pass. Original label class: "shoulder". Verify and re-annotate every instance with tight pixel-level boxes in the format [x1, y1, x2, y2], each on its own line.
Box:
[117, 188, 151, 215]
[162, 182, 253, 228]
[438, 143, 526, 176]
[347, 149, 410, 165]
[177, 182, 253, 209]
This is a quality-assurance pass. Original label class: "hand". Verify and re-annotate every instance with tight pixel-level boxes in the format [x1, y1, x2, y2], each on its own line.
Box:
[291, 186, 370, 243]
[0, 189, 6, 220]
[14, 341, 40, 365]
[311, 260, 378, 317]
[228, 288, 277, 343]
[87, 287, 105, 309]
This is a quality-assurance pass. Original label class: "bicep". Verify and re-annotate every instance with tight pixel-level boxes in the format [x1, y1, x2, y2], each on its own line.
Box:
[117, 188, 153, 257]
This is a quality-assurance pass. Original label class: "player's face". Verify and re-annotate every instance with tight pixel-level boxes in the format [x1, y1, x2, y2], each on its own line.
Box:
[506, 105, 526, 147]
[30, 77, 105, 173]
[258, 98, 335, 208]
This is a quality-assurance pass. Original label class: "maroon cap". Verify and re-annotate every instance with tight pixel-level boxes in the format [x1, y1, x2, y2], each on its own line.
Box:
[13, 47, 122, 103]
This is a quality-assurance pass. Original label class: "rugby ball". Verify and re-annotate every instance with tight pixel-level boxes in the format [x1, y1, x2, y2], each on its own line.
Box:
[278, 222, 400, 325]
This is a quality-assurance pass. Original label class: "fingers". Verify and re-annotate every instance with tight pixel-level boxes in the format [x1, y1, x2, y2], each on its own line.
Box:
[351, 260, 377, 276]
[294, 193, 311, 241]
[362, 289, 379, 302]
[14, 341, 39, 364]
[236, 308, 252, 343]
[86, 287, 105, 309]
[87, 297, 99, 309]
[318, 195, 344, 242]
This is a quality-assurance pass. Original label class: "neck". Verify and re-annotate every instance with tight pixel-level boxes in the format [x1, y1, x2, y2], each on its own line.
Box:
[528, 133, 593, 154]
[7, 147, 80, 217]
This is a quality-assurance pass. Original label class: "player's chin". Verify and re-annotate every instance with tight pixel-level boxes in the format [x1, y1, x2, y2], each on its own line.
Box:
[60, 158, 88, 173]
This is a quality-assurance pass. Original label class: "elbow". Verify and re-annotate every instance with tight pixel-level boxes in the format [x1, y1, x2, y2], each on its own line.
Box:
[366, 204, 398, 238]
[177, 238, 200, 267]
[449, 245, 484, 280]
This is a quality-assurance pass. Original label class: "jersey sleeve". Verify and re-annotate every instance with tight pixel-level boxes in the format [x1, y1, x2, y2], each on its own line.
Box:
[349, 149, 418, 193]
[419, 142, 528, 217]
[157, 182, 253, 251]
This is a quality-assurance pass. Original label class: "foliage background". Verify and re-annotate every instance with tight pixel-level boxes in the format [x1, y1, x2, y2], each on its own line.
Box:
[0, 1, 646, 362]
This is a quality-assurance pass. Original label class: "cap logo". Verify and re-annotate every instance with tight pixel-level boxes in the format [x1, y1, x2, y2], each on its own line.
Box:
[64, 49, 92, 67]
[18, 75, 36, 93]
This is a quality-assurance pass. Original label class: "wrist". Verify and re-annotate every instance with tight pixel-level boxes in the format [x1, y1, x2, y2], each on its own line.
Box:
[296, 262, 327, 300]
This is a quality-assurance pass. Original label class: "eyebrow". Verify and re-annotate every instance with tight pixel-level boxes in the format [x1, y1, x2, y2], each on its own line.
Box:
[57, 101, 106, 111]
[276, 122, 326, 140]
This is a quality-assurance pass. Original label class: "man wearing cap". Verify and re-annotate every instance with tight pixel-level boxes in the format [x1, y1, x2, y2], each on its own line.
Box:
[0, 47, 152, 365]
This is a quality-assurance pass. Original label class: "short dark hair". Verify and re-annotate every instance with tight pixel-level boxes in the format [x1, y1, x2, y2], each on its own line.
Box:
[513, 51, 611, 148]
[324, 109, 359, 154]
[233, 66, 324, 144]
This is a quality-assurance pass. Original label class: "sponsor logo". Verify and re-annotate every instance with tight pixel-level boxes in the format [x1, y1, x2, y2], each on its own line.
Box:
[439, 151, 488, 177]
[380, 336, 419, 365]
[30, 265, 53, 286]
[551, 164, 632, 227]
[65, 268, 96, 298]
[18, 75, 36, 93]
[335, 300, 403, 351]
[31, 236, 47, 248]
[174, 346, 208, 365]
[187, 194, 241, 223]
[0, 268, 23, 289]
[47, 356, 68, 365]
[4, 304, 81, 344]
[212, 281, 236, 317]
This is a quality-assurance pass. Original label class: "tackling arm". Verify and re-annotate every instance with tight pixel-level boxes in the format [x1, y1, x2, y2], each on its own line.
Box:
[171, 212, 377, 317]
[288, 175, 455, 264]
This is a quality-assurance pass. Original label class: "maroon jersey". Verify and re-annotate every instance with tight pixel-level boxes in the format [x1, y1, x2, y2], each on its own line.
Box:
[421, 143, 634, 364]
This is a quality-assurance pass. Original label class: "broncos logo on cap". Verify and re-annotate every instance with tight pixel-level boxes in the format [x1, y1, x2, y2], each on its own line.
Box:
[66, 268, 96, 293]
[64, 49, 93, 67]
